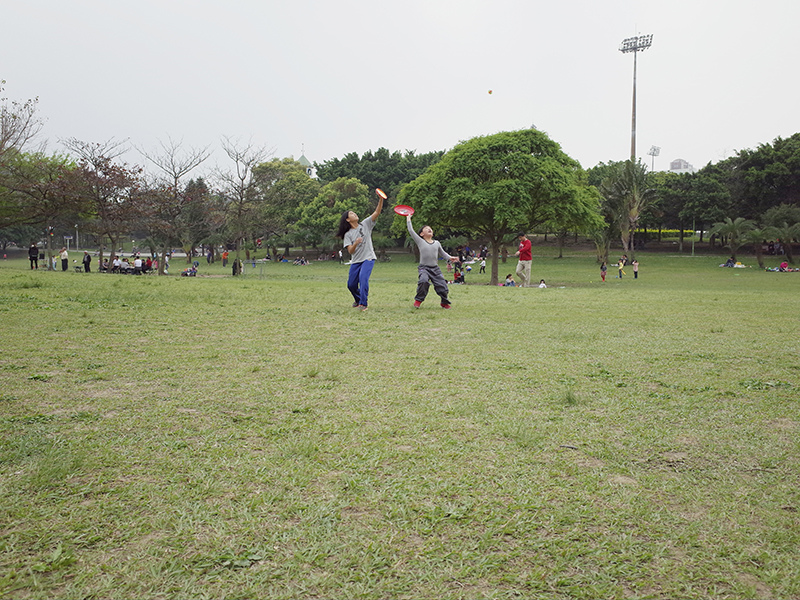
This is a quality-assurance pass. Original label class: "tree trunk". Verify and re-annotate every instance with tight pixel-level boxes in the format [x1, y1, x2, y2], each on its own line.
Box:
[556, 230, 566, 258]
[489, 238, 502, 286]
[46, 228, 55, 271]
[754, 245, 765, 269]
[158, 247, 168, 275]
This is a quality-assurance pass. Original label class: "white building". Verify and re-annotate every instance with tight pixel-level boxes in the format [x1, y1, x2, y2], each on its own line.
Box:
[297, 154, 316, 178]
[669, 158, 696, 174]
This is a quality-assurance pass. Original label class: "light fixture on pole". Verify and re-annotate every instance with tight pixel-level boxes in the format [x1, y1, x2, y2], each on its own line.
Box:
[619, 34, 653, 161]
[647, 145, 660, 171]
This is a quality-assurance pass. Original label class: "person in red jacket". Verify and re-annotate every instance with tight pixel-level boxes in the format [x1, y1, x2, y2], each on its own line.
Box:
[514, 232, 532, 287]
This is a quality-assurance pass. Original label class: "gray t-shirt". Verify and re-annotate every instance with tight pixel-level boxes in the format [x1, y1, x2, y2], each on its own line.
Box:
[343, 215, 377, 263]
[407, 219, 451, 266]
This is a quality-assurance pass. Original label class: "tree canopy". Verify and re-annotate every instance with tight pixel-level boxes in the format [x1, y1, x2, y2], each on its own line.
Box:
[398, 128, 601, 284]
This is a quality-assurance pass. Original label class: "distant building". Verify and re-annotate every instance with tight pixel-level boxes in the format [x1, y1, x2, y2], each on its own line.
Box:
[297, 154, 316, 178]
[669, 158, 696, 174]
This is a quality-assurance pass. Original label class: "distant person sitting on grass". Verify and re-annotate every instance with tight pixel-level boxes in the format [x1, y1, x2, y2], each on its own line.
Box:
[538, 279, 547, 288]
[504, 274, 516, 287]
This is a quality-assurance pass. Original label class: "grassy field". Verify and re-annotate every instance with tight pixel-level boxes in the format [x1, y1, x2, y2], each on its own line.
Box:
[1, 249, 798, 599]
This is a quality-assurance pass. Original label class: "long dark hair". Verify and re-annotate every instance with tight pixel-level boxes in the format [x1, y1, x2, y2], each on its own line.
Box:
[336, 211, 351, 239]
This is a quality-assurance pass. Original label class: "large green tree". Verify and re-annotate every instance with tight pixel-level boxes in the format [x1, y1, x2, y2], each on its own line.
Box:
[296, 177, 371, 250]
[398, 129, 601, 285]
[253, 158, 321, 255]
[315, 148, 445, 239]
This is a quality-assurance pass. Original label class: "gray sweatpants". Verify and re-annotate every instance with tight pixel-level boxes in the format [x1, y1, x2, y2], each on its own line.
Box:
[416, 264, 450, 304]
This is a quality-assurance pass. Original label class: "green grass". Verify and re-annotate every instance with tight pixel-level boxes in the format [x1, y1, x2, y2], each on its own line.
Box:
[1, 250, 799, 599]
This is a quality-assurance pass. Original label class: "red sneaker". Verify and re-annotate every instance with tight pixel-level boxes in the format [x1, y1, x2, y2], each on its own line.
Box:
[413, 300, 422, 308]
[441, 302, 451, 309]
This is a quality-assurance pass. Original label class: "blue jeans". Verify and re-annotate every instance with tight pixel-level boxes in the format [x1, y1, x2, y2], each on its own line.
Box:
[347, 260, 375, 306]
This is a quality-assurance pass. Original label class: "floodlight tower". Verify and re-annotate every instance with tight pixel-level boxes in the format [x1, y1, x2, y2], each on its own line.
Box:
[647, 145, 660, 171]
[619, 34, 653, 161]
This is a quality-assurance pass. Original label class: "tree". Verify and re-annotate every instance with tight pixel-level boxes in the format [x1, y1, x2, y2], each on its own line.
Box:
[315, 148, 445, 239]
[767, 222, 800, 264]
[0, 151, 85, 267]
[61, 139, 143, 265]
[761, 203, 800, 228]
[0, 224, 39, 250]
[399, 129, 601, 285]
[709, 217, 755, 261]
[139, 138, 211, 271]
[297, 177, 370, 250]
[182, 178, 225, 259]
[253, 158, 321, 254]
[0, 81, 43, 163]
[216, 138, 273, 269]
[598, 160, 656, 259]
[760, 203, 800, 264]
[741, 227, 773, 269]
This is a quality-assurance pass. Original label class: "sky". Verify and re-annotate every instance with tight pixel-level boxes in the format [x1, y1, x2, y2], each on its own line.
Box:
[3, 0, 799, 178]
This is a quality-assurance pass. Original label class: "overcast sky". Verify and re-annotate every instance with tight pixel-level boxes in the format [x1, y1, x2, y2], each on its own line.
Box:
[3, 0, 799, 177]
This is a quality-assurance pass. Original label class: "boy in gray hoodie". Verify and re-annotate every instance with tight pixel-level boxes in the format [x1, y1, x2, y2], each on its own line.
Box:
[406, 214, 456, 309]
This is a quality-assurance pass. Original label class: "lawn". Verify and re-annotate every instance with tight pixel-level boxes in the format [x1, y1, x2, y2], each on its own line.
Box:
[1, 249, 798, 599]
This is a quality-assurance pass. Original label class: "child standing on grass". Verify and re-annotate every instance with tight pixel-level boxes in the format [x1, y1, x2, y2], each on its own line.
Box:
[406, 214, 456, 309]
[600, 261, 607, 282]
[337, 194, 384, 311]
[633, 259, 639, 279]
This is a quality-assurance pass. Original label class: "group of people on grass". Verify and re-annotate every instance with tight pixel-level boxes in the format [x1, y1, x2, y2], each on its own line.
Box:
[335, 196, 549, 311]
[599, 255, 639, 282]
[106, 254, 158, 275]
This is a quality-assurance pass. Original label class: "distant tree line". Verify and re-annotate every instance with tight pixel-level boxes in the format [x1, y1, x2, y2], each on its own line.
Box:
[2, 81, 798, 275]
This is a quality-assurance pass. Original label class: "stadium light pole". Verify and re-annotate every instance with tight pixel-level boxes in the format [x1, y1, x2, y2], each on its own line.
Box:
[619, 34, 653, 162]
[647, 145, 660, 171]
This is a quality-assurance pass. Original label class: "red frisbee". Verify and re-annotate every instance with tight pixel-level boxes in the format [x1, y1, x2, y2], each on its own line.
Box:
[376, 188, 388, 200]
[393, 204, 415, 216]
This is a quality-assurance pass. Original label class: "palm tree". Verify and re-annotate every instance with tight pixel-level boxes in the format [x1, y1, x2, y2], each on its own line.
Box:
[599, 160, 655, 259]
[741, 228, 772, 269]
[770, 222, 800, 264]
[709, 217, 755, 261]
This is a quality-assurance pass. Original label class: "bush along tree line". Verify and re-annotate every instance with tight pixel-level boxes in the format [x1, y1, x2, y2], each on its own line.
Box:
[1, 81, 798, 272]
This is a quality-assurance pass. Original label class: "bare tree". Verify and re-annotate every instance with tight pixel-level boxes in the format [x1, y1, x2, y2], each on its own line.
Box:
[215, 137, 274, 271]
[0, 80, 44, 162]
[138, 138, 211, 273]
[138, 137, 211, 192]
